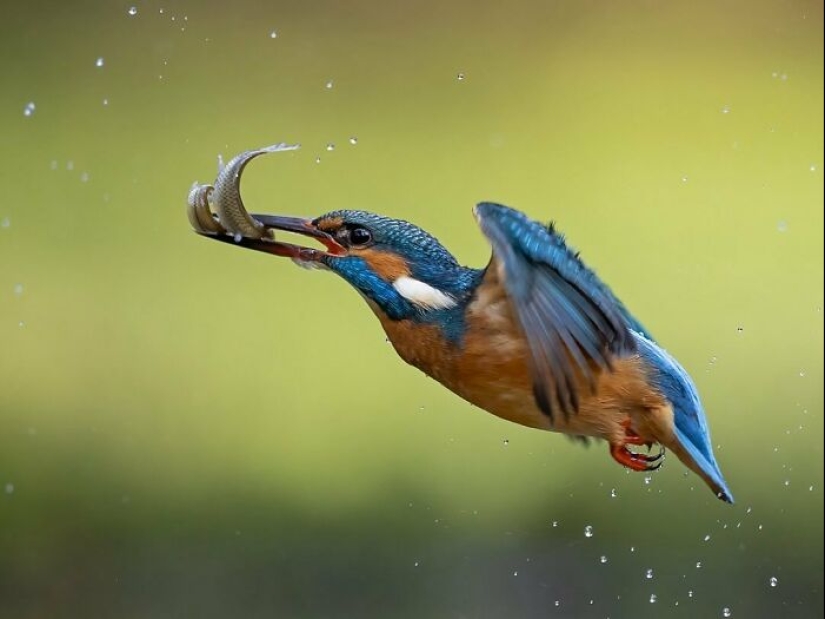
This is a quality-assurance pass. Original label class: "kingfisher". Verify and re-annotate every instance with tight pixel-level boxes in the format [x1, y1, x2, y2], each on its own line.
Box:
[201, 198, 734, 504]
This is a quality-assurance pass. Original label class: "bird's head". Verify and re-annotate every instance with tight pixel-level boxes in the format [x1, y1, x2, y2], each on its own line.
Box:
[224, 209, 481, 322]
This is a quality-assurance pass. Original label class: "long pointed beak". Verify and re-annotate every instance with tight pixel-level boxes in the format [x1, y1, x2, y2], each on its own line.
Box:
[201, 214, 347, 261]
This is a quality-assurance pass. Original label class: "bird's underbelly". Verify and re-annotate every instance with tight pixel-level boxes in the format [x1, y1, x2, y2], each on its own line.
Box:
[372, 305, 672, 445]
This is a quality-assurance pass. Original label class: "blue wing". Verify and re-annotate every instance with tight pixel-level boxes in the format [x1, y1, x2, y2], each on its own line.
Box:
[475, 202, 639, 420]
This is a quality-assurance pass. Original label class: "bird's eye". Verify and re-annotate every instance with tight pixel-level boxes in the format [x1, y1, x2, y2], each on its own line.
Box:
[348, 225, 373, 247]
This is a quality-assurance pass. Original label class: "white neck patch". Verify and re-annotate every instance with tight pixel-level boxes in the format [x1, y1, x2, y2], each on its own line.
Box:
[393, 276, 457, 310]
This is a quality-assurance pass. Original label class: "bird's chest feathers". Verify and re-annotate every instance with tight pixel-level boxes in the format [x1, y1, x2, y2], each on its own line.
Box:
[368, 271, 538, 424]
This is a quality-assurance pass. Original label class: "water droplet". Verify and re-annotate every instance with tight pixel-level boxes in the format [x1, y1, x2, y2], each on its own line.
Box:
[600, 555, 608, 564]
[722, 607, 732, 617]
[349, 136, 358, 145]
[502, 439, 509, 446]
[23, 102, 36, 117]
[95, 57, 104, 68]
[1, 217, 9, 229]
[736, 326, 744, 334]
[413, 560, 419, 567]
[721, 105, 731, 114]
[13, 283, 23, 296]
[650, 594, 658, 604]
[809, 485, 814, 492]
[103, 98, 109, 106]
[456, 72, 466, 81]
[645, 568, 654, 580]
[513, 571, 518, 577]
[798, 370, 806, 377]
[810, 164, 817, 172]
[552, 521, 558, 528]
[758, 524, 763, 531]
[66, 161, 74, 171]
[269, 30, 278, 39]
[315, 157, 321, 164]
[610, 488, 617, 498]
[80, 171, 89, 183]
[644, 475, 652, 485]
[681, 175, 689, 183]
[783, 480, 790, 486]
[688, 590, 694, 598]
[703, 534, 711, 542]
[233, 233, 242, 243]
[325, 80, 334, 89]
[127, 6, 137, 16]
[18, 321, 25, 328]
[554, 601, 560, 607]
[777, 220, 788, 232]
[630, 546, 636, 553]
[584, 525, 594, 538]
[696, 561, 702, 569]
[4, 483, 14, 494]
[746, 507, 752, 514]
[326, 143, 335, 151]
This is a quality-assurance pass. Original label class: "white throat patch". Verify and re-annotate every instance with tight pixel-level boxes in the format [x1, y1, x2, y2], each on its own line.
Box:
[393, 276, 457, 310]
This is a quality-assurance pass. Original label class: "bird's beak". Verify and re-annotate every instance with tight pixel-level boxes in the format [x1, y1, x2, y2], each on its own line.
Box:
[203, 214, 347, 262]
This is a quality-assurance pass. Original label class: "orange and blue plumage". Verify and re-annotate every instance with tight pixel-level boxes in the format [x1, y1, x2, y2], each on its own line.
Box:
[212, 202, 734, 503]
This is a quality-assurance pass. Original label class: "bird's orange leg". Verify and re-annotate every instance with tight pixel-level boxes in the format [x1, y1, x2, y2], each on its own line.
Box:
[609, 418, 665, 472]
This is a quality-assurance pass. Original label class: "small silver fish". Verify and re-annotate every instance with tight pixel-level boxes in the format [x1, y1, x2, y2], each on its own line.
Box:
[187, 143, 300, 239]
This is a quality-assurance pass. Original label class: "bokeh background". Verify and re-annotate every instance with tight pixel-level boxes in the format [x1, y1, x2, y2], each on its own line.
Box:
[1, 1, 823, 617]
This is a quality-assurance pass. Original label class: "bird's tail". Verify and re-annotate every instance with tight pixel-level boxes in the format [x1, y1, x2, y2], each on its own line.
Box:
[670, 425, 734, 504]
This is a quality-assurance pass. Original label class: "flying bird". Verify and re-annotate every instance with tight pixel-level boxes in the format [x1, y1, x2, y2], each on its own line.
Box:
[188, 147, 734, 503]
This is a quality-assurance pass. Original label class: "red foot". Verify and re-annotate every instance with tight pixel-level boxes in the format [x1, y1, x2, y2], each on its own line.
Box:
[610, 443, 663, 472]
[610, 418, 665, 472]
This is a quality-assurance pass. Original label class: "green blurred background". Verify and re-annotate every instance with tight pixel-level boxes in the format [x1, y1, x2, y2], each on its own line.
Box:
[1, 1, 822, 617]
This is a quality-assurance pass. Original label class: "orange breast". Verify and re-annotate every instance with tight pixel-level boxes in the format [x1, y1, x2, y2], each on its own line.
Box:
[368, 270, 669, 443]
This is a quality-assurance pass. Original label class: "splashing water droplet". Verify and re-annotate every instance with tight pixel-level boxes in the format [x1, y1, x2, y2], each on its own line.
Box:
[600, 555, 608, 564]
[610, 488, 617, 498]
[688, 590, 694, 598]
[552, 521, 558, 528]
[23, 102, 36, 117]
[722, 607, 732, 617]
[584, 525, 594, 538]
[650, 594, 658, 604]
[644, 475, 652, 485]
[696, 561, 702, 569]
[769, 576, 778, 587]
[646, 568, 654, 580]
[95, 57, 104, 68]
[127, 6, 138, 16]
